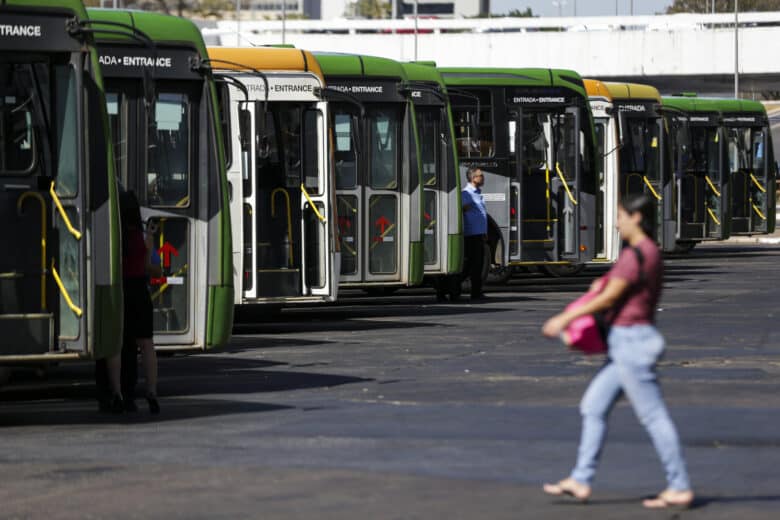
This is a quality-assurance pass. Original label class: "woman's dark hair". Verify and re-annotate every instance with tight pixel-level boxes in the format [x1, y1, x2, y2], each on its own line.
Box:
[620, 193, 656, 239]
[119, 190, 143, 255]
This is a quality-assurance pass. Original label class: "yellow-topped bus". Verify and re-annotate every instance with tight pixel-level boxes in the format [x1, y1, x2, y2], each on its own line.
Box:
[208, 46, 339, 308]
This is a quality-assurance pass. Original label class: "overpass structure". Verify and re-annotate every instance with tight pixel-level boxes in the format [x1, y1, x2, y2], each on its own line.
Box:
[201, 12, 780, 97]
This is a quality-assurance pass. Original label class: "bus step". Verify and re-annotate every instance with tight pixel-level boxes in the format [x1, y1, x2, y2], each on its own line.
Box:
[0, 313, 54, 355]
[255, 269, 301, 297]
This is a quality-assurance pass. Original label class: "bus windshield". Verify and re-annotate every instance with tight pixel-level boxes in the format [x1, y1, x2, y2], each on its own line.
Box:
[728, 126, 766, 173]
[0, 64, 39, 175]
[521, 110, 578, 182]
[620, 117, 661, 181]
[688, 126, 720, 179]
[367, 105, 401, 190]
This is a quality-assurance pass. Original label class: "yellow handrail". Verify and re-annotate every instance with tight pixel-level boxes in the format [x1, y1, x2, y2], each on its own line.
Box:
[151, 263, 189, 301]
[555, 162, 578, 205]
[300, 184, 326, 223]
[704, 176, 721, 198]
[271, 187, 294, 266]
[752, 203, 767, 221]
[17, 192, 47, 311]
[642, 176, 662, 201]
[750, 173, 767, 193]
[49, 182, 82, 240]
[545, 164, 551, 233]
[706, 207, 721, 226]
[51, 259, 82, 317]
[369, 223, 396, 251]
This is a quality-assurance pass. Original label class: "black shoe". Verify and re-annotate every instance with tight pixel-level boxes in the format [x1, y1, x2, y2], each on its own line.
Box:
[436, 292, 448, 302]
[109, 394, 124, 414]
[146, 395, 160, 415]
[123, 399, 138, 412]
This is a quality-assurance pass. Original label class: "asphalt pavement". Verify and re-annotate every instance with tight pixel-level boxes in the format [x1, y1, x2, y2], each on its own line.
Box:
[2, 243, 780, 519]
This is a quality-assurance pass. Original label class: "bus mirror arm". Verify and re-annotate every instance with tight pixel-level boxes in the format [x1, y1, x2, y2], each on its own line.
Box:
[313, 87, 365, 118]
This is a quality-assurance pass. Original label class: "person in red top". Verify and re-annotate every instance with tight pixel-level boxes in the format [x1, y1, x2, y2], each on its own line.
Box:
[541, 194, 693, 509]
[119, 190, 163, 414]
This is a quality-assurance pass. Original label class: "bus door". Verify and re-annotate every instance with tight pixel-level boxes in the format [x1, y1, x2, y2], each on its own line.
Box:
[1, 61, 86, 354]
[242, 100, 332, 298]
[729, 125, 771, 234]
[416, 105, 445, 271]
[748, 127, 773, 233]
[363, 104, 404, 283]
[106, 80, 199, 347]
[551, 107, 582, 261]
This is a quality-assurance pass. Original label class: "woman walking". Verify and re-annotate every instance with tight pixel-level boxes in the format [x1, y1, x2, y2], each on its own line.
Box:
[541, 194, 693, 509]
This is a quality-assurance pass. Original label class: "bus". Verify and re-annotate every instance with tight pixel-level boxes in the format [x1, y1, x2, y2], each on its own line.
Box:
[662, 95, 733, 246]
[594, 81, 675, 253]
[400, 62, 463, 297]
[207, 46, 339, 305]
[314, 53, 425, 292]
[0, 0, 122, 365]
[583, 80, 620, 263]
[87, 9, 233, 351]
[438, 67, 598, 279]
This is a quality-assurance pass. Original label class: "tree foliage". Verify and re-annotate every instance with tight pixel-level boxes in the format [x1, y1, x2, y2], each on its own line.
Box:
[346, 0, 391, 19]
[667, 0, 780, 13]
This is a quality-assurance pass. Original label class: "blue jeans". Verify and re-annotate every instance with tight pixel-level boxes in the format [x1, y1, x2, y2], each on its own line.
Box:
[570, 325, 691, 491]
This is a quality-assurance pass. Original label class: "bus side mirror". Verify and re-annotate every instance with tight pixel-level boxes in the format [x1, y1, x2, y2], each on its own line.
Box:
[618, 110, 628, 148]
[238, 108, 251, 153]
[142, 68, 156, 111]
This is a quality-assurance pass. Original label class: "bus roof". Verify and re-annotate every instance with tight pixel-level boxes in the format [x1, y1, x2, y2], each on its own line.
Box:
[604, 82, 661, 103]
[401, 61, 447, 88]
[584, 79, 613, 101]
[314, 52, 407, 80]
[437, 67, 587, 99]
[86, 8, 207, 56]
[662, 95, 766, 114]
[207, 47, 323, 81]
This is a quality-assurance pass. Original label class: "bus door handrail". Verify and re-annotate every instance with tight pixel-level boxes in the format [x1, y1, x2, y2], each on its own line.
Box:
[17, 191, 47, 311]
[49, 182, 82, 240]
[271, 188, 294, 265]
[555, 162, 578, 205]
[704, 175, 721, 197]
[750, 172, 767, 193]
[642, 175, 663, 200]
[300, 184, 326, 223]
[752, 203, 767, 220]
[51, 258, 82, 318]
[706, 207, 721, 226]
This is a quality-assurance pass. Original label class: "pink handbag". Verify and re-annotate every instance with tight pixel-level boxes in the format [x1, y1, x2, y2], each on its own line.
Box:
[561, 278, 608, 355]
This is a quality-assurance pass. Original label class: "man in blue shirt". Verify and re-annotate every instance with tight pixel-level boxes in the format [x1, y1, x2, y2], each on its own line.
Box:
[461, 166, 488, 300]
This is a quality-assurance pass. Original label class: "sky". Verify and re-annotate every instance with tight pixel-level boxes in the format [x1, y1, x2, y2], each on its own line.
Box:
[491, 0, 675, 17]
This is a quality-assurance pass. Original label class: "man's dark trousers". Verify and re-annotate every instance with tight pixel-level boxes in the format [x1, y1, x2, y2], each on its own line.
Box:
[463, 234, 486, 298]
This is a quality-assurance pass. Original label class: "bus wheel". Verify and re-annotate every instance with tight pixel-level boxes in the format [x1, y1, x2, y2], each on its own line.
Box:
[673, 241, 696, 254]
[540, 264, 586, 277]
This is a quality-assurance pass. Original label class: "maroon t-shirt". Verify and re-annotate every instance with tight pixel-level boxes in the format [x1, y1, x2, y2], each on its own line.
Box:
[123, 228, 148, 278]
[606, 237, 663, 326]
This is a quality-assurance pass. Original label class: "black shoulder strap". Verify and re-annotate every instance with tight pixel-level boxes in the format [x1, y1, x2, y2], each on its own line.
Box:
[631, 246, 646, 285]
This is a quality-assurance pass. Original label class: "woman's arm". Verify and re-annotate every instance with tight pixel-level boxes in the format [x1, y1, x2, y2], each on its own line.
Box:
[542, 277, 630, 338]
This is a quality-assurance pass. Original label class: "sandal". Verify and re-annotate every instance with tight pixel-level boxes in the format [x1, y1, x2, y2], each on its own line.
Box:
[642, 489, 694, 509]
[543, 478, 591, 502]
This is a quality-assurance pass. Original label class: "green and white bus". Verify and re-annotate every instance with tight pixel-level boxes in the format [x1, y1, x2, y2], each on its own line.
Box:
[401, 62, 463, 296]
[0, 0, 122, 364]
[88, 9, 233, 351]
[315, 53, 425, 292]
[439, 67, 598, 279]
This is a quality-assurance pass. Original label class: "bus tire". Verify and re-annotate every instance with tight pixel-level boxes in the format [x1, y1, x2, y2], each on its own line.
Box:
[540, 264, 586, 277]
[673, 241, 696, 254]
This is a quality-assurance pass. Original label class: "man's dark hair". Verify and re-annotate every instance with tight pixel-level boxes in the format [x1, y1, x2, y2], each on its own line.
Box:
[620, 193, 656, 239]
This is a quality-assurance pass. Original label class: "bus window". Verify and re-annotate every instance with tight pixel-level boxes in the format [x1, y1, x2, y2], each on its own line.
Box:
[55, 65, 79, 197]
[147, 93, 191, 207]
[368, 107, 399, 190]
[753, 129, 765, 171]
[553, 112, 577, 181]
[334, 111, 357, 189]
[417, 109, 439, 187]
[522, 113, 548, 170]
[0, 65, 37, 175]
[106, 92, 128, 187]
[620, 117, 661, 182]
[451, 90, 493, 158]
[303, 109, 321, 192]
